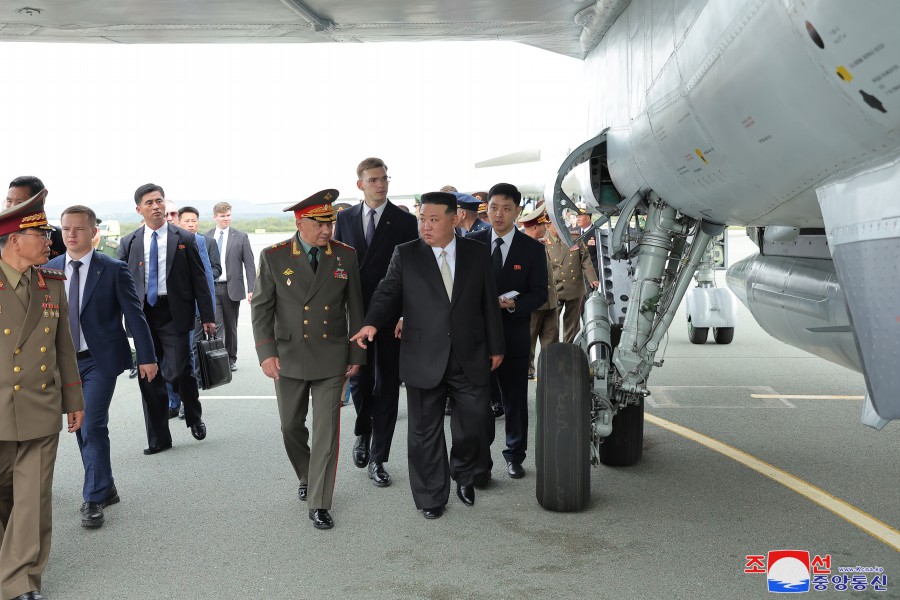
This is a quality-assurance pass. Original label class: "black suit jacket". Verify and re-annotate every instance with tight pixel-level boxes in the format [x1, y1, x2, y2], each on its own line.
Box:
[203, 234, 222, 280]
[334, 200, 418, 319]
[467, 228, 548, 358]
[364, 238, 504, 390]
[117, 223, 216, 332]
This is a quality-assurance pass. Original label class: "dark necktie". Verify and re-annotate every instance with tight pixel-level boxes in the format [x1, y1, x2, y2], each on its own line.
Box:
[69, 260, 82, 350]
[492, 238, 504, 276]
[148, 231, 159, 306]
[366, 209, 376, 246]
[309, 247, 319, 272]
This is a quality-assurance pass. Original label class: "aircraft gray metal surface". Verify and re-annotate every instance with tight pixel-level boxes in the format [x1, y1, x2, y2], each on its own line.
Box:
[2, 0, 896, 509]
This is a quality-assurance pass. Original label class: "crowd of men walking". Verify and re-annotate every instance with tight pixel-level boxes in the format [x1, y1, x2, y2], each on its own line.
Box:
[0, 161, 599, 599]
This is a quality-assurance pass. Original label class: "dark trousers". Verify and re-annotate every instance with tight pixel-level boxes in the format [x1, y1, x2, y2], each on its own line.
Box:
[138, 297, 202, 448]
[214, 282, 240, 365]
[348, 330, 401, 463]
[405, 353, 492, 510]
[489, 353, 530, 464]
[75, 354, 118, 503]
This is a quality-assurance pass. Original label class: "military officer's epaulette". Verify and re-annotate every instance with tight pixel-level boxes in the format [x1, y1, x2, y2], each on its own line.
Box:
[265, 240, 290, 254]
[36, 267, 66, 280]
[330, 239, 356, 253]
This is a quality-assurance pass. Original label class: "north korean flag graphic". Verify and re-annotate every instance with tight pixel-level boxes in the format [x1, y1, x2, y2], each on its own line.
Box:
[767, 550, 810, 593]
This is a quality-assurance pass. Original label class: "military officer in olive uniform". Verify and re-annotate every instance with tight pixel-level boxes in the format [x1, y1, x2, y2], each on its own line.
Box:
[518, 206, 559, 378]
[251, 189, 365, 531]
[0, 191, 84, 600]
[546, 220, 600, 343]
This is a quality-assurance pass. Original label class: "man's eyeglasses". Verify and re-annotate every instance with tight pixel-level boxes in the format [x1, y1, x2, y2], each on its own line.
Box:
[363, 176, 391, 185]
[167, 211, 179, 217]
[19, 230, 53, 240]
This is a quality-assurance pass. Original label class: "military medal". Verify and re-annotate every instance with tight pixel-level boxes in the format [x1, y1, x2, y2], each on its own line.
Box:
[333, 255, 348, 279]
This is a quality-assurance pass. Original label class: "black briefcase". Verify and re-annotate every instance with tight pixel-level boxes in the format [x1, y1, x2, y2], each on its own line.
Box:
[196, 333, 232, 390]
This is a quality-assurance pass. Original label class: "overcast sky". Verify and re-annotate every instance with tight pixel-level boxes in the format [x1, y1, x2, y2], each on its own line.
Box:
[0, 41, 586, 213]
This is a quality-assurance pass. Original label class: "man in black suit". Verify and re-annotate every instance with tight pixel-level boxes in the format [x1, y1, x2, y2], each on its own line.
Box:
[467, 183, 548, 480]
[333, 157, 418, 487]
[6, 176, 66, 259]
[208, 202, 256, 372]
[117, 183, 216, 454]
[351, 192, 504, 519]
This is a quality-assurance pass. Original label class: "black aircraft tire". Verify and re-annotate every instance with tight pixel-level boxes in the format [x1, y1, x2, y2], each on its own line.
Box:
[598, 397, 644, 467]
[535, 343, 591, 512]
[688, 320, 709, 344]
[713, 327, 735, 345]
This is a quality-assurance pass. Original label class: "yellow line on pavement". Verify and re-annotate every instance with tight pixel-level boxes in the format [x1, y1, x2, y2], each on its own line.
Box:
[751, 394, 865, 400]
[645, 413, 900, 551]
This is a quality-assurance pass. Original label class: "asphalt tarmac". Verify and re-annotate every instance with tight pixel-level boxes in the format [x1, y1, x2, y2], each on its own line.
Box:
[42, 231, 898, 599]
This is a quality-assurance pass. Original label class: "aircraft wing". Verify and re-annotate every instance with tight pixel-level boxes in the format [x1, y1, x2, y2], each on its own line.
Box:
[0, 0, 622, 59]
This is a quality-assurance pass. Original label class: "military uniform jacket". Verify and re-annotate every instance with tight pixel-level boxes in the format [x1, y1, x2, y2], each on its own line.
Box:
[546, 233, 599, 301]
[0, 265, 84, 441]
[252, 234, 366, 381]
[537, 246, 559, 311]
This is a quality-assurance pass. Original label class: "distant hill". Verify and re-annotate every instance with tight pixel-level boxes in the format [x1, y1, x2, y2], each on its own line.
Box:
[44, 197, 288, 224]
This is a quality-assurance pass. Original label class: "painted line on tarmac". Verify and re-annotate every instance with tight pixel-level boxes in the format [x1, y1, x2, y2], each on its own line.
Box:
[199, 395, 277, 399]
[645, 413, 900, 551]
[751, 394, 865, 400]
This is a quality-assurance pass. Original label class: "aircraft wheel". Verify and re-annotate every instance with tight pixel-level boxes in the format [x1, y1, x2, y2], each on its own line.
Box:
[536, 343, 591, 512]
[687, 319, 708, 344]
[598, 397, 644, 467]
[713, 327, 734, 344]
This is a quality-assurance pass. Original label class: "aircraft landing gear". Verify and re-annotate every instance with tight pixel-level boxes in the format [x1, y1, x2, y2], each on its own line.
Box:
[535, 343, 591, 512]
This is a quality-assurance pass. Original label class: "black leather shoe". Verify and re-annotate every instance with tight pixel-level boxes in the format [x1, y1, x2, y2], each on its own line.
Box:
[12, 592, 36, 600]
[178, 404, 185, 420]
[230, 363, 238, 372]
[32, 593, 45, 600]
[456, 483, 475, 506]
[143, 442, 172, 455]
[81, 502, 104, 528]
[352, 434, 370, 468]
[168, 407, 179, 419]
[308, 509, 334, 530]
[473, 472, 492, 489]
[297, 482, 307, 501]
[527, 373, 535, 380]
[128, 367, 138, 379]
[492, 403, 505, 418]
[507, 461, 525, 479]
[102, 484, 120, 508]
[367, 461, 392, 487]
[191, 420, 207, 440]
[422, 506, 444, 519]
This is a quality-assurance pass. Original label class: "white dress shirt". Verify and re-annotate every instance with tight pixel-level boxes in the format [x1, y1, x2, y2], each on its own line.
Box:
[490, 227, 516, 267]
[143, 224, 168, 296]
[64, 250, 94, 352]
[362, 201, 388, 234]
[214, 227, 230, 282]
[431, 236, 457, 280]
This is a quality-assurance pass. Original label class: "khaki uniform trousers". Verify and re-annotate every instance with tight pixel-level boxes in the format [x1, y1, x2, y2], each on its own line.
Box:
[560, 296, 584, 343]
[529, 307, 560, 376]
[275, 374, 343, 511]
[0, 434, 59, 600]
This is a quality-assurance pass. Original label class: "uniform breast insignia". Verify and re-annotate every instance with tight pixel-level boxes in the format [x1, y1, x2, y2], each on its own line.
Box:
[282, 268, 294, 276]
[266, 240, 290, 254]
[333, 256, 348, 280]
